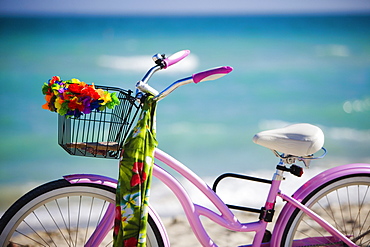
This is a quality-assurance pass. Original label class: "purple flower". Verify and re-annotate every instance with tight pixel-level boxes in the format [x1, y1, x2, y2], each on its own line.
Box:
[57, 87, 66, 94]
[90, 99, 103, 111]
[81, 96, 92, 114]
[67, 110, 83, 118]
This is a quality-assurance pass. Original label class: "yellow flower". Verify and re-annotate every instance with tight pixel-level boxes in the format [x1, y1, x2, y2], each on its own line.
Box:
[70, 78, 80, 84]
[54, 97, 64, 113]
[51, 84, 61, 95]
[99, 91, 112, 105]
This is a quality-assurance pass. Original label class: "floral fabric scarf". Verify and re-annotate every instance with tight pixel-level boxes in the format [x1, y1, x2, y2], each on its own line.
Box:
[114, 96, 157, 247]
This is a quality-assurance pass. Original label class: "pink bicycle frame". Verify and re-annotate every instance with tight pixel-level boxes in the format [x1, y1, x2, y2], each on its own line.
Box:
[64, 149, 369, 247]
[154, 149, 368, 247]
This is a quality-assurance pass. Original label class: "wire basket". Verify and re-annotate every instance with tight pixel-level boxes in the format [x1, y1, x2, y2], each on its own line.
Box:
[58, 86, 141, 159]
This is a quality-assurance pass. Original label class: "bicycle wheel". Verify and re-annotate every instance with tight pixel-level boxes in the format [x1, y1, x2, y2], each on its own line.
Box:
[281, 174, 370, 247]
[0, 179, 165, 247]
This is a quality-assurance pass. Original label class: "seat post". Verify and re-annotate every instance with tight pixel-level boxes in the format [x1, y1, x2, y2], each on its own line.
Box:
[267, 160, 286, 206]
[260, 159, 285, 222]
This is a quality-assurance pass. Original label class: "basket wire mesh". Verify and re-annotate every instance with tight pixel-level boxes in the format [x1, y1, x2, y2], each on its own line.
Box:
[58, 86, 141, 159]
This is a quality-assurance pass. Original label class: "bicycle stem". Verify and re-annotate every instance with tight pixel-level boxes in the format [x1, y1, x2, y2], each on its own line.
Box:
[135, 65, 162, 97]
[141, 65, 162, 84]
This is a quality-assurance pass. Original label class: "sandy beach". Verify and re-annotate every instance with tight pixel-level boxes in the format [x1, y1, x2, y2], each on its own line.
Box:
[161, 201, 370, 247]
[162, 212, 267, 247]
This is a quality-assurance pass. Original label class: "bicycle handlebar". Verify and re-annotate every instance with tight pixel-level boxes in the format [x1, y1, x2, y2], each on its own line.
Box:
[162, 50, 190, 69]
[136, 50, 233, 101]
[192, 66, 233, 83]
[153, 66, 233, 101]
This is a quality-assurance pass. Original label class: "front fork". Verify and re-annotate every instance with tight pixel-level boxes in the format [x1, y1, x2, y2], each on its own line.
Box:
[85, 203, 115, 246]
[63, 173, 170, 247]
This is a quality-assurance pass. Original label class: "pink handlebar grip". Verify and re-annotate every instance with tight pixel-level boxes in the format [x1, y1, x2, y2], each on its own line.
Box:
[192, 66, 233, 84]
[163, 50, 190, 69]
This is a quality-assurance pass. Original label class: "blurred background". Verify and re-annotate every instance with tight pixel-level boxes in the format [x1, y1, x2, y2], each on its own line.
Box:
[1, 0, 369, 215]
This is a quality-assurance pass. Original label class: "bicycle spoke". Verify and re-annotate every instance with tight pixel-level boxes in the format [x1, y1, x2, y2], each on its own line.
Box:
[44, 202, 71, 246]
[336, 189, 346, 235]
[97, 200, 108, 227]
[105, 239, 114, 247]
[15, 220, 49, 247]
[34, 208, 57, 247]
[55, 198, 73, 246]
[75, 196, 82, 246]
[14, 229, 48, 247]
[351, 185, 370, 245]
[84, 196, 95, 244]
[299, 218, 345, 246]
[68, 196, 72, 246]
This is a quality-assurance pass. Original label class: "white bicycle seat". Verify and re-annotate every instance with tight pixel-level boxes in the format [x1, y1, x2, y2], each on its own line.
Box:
[253, 123, 324, 157]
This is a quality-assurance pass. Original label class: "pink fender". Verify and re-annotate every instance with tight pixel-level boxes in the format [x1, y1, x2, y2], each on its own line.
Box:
[63, 173, 170, 247]
[270, 163, 370, 246]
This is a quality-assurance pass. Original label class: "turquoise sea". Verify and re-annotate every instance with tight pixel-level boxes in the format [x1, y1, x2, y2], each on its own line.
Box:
[1, 15, 369, 214]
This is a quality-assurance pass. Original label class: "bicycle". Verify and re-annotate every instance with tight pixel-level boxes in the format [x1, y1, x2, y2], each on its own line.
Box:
[0, 50, 369, 247]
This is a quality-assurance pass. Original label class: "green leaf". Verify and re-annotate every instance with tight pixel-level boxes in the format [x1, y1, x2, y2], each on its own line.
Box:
[42, 83, 50, 95]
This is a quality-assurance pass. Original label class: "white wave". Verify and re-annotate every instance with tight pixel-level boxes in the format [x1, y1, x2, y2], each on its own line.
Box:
[327, 127, 370, 142]
[257, 119, 292, 130]
[258, 119, 370, 142]
[97, 54, 199, 74]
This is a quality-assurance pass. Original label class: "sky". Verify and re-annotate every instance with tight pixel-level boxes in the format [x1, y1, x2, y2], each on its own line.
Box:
[1, 0, 370, 16]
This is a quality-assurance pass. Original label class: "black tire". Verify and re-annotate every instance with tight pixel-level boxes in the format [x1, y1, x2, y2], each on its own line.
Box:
[280, 174, 370, 246]
[0, 179, 165, 247]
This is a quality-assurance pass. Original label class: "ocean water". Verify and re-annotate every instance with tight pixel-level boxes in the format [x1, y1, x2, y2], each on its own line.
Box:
[0, 15, 369, 215]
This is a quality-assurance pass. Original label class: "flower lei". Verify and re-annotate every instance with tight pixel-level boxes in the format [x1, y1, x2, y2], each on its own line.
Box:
[42, 76, 120, 118]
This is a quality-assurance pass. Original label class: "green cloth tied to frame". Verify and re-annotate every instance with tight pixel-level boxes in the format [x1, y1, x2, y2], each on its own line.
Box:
[114, 96, 157, 247]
